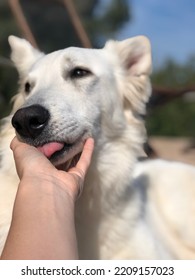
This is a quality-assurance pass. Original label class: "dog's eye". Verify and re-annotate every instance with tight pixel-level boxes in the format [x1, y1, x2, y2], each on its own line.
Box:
[70, 68, 91, 79]
[24, 82, 31, 94]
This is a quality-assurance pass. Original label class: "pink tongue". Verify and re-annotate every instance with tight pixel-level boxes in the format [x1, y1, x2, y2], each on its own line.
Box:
[37, 142, 64, 158]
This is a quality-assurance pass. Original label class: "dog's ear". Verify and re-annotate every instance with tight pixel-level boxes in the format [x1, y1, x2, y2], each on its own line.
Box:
[105, 36, 152, 118]
[105, 36, 152, 76]
[8, 35, 44, 77]
[120, 36, 151, 76]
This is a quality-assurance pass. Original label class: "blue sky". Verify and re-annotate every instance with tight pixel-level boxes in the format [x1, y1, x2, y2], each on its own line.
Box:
[117, 0, 195, 69]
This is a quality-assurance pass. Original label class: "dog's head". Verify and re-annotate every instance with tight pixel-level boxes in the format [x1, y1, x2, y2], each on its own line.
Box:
[9, 35, 152, 168]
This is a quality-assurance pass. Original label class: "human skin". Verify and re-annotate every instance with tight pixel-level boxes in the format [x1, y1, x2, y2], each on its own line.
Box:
[1, 137, 94, 260]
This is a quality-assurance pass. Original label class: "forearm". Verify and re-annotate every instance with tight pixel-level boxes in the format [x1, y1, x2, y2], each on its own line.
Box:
[1, 177, 78, 260]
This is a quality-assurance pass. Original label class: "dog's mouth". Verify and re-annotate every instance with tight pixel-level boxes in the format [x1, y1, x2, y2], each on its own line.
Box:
[37, 139, 85, 170]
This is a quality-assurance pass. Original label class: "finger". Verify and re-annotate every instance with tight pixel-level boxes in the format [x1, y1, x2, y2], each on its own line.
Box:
[10, 137, 29, 164]
[10, 137, 54, 178]
[10, 136, 20, 151]
[10, 137, 38, 161]
[69, 138, 94, 178]
[10, 137, 34, 154]
[70, 138, 94, 199]
[76, 138, 94, 174]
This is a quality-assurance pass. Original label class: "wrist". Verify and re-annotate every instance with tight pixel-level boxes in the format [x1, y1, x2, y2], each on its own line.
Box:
[14, 176, 75, 219]
[20, 173, 73, 198]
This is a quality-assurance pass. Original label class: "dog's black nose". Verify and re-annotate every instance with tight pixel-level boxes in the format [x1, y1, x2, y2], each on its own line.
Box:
[12, 105, 50, 139]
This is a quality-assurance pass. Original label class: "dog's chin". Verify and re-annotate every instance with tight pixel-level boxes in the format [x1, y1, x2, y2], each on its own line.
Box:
[37, 140, 85, 171]
[55, 153, 82, 171]
[51, 141, 84, 171]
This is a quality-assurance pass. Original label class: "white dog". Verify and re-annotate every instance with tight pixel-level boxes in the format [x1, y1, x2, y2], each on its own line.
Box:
[0, 35, 195, 259]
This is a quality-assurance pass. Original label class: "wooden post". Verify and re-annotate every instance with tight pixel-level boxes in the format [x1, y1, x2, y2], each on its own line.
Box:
[8, 0, 38, 48]
[62, 0, 92, 48]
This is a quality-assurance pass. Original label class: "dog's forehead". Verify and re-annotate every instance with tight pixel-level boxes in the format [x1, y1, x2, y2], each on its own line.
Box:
[63, 46, 103, 62]
[65, 47, 115, 74]
[32, 46, 111, 73]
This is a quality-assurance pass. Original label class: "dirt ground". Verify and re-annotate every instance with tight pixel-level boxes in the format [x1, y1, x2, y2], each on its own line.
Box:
[148, 137, 195, 166]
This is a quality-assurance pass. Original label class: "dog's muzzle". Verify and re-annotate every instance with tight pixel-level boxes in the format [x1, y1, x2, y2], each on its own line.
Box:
[11, 104, 87, 169]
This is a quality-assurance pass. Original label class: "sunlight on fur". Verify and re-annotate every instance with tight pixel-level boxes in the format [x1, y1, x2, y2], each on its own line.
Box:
[0, 35, 195, 259]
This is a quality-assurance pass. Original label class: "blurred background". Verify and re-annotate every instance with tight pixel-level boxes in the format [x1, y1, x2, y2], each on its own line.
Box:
[1, 0, 195, 163]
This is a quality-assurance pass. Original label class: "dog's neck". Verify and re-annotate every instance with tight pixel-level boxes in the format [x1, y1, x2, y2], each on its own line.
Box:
[75, 123, 145, 259]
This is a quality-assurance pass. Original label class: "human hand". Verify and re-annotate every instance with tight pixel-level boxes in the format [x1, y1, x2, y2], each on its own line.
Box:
[10, 137, 94, 200]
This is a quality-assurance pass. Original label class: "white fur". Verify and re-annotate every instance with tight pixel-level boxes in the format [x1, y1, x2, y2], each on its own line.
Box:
[0, 36, 195, 259]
